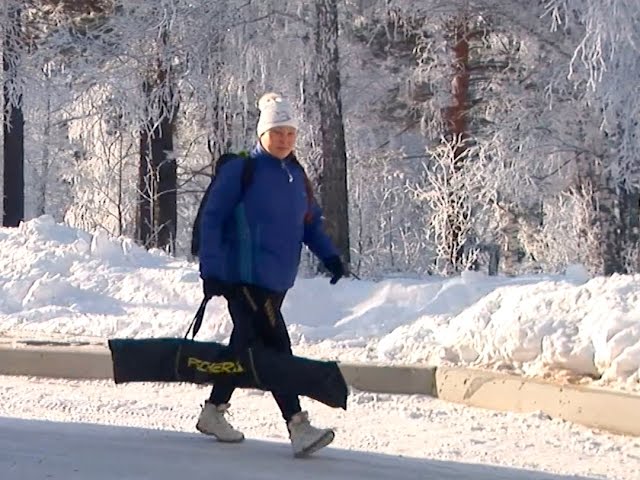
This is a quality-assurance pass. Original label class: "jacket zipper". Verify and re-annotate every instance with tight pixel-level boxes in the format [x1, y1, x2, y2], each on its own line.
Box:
[281, 161, 293, 183]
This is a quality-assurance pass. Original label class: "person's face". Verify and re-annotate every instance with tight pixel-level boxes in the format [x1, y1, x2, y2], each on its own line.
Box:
[260, 126, 297, 160]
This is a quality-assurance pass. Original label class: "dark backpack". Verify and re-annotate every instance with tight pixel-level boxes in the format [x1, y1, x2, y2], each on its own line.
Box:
[190, 152, 254, 257]
[190, 151, 315, 258]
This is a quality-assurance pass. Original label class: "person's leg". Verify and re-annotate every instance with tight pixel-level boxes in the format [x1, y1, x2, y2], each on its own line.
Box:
[208, 286, 258, 405]
[239, 286, 301, 422]
[257, 290, 302, 422]
[247, 289, 334, 457]
[197, 286, 258, 442]
[210, 285, 334, 456]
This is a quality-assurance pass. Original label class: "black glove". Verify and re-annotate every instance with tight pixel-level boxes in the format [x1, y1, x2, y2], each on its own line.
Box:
[202, 277, 229, 299]
[323, 256, 345, 285]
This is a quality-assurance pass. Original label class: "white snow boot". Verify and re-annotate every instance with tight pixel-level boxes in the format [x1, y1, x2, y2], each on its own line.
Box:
[195, 402, 245, 443]
[287, 411, 334, 458]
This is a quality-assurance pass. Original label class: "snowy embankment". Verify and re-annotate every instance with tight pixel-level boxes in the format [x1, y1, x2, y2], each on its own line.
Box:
[0, 216, 639, 392]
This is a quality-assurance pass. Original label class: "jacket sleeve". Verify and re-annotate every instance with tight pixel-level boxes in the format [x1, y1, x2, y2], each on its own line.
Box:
[198, 157, 244, 279]
[303, 199, 339, 262]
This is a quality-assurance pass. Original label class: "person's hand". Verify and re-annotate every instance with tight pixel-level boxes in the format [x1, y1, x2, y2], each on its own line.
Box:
[202, 277, 229, 299]
[323, 256, 345, 285]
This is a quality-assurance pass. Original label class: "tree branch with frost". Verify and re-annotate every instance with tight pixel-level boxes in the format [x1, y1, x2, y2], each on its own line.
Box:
[523, 183, 603, 273]
[410, 137, 493, 274]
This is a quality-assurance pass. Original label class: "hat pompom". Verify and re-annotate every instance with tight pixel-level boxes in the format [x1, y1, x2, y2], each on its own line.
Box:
[258, 92, 282, 111]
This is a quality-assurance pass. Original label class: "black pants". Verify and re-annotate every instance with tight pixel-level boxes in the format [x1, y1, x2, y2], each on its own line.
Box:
[209, 284, 301, 422]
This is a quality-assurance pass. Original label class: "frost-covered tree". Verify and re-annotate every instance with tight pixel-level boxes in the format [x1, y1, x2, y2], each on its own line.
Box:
[315, 0, 350, 266]
[338, 4, 434, 275]
[2, 0, 25, 227]
[135, 6, 178, 252]
[367, 0, 640, 276]
[2, 0, 637, 279]
[541, 1, 640, 274]
[472, 0, 640, 275]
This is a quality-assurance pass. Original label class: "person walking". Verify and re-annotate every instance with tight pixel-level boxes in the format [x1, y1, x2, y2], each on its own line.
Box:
[195, 92, 345, 457]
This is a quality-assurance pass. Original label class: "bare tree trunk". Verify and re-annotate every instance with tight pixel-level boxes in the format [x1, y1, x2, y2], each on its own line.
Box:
[136, 84, 177, 251]
[207, 91, 232, 164]
[499, 205, 520, 275]
[116, 139, 123, 236]
[594, 169, 624, 275]
[3, 3, 24, 227]
[135, 26, 177, 252]
[576, 151, 625, 275]
[315, 0, 350, 267]
[619, 186, 640, 271]
[35, 83, 51, 217]
[154, 111, 177, 251]
[136, 122, 153, 245]
[441, 17, 471, 271]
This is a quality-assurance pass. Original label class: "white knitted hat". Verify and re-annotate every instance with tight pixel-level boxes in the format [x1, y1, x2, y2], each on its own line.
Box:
[256, 92, 298, 137]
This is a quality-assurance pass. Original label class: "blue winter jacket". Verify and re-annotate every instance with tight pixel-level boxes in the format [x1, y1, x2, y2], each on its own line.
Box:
[198, 143, 338, 292]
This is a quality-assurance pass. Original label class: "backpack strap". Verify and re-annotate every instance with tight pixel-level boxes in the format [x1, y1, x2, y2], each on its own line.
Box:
[239, 153, 255, 195]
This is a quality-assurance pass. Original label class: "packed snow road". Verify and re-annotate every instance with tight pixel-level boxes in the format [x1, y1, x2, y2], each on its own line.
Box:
[1, 417, 600, 480]
[0, 376, 638, 479]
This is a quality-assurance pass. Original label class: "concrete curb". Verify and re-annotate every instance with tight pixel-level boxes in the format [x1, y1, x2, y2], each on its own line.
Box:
[338, 363, 436, 396]
[0, 340, 638, 437]
[0, 341, 112, 380]
[435, 366, 640, 437]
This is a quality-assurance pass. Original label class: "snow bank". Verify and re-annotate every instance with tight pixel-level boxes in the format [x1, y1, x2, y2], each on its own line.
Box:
[0, 216, 639, 392]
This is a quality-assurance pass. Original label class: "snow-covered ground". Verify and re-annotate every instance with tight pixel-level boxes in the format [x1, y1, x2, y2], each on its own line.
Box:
[1, 216, 639, 392]
[1, 375, 638, 480]
[2, 217, 640, 479]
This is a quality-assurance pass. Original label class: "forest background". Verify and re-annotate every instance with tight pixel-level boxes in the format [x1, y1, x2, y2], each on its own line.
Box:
[1, 0, 638, 279]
